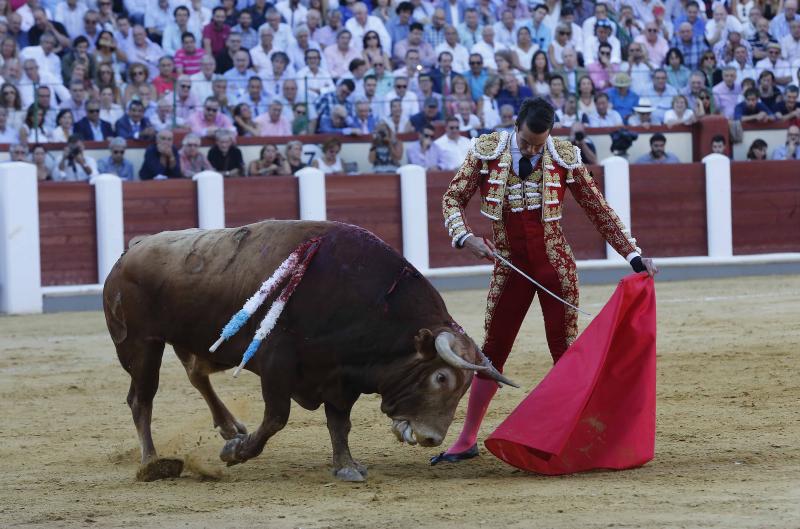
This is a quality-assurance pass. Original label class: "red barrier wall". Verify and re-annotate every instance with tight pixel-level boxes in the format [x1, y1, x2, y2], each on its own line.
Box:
[630, 163, 708, 257]
[325, 173, 403, 252]
[38, 183, 98, 286]
[732, 161, 800, 254]
[123, 180, 198, 247]
[224, 176, 300, 227]
[426, 170, 493, 268]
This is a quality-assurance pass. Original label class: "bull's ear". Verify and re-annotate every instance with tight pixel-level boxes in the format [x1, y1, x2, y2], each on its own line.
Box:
[414, 328, 436, 360]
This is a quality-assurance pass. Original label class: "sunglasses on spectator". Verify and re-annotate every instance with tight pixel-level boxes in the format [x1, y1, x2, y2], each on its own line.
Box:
[447, 126, 458, 130]
[469, 61, 482, 65]
[205, 106, 219, 112]
[87, 108, 100, 113]
[559, 31, 571, 35]
[647, 28, 658, 32]
[296, 110, 307, 115]
[366, 35, 378, 40]
[423, 133, 433, 138]
[111, 149, 125, 154]
[133, 71, 145, 76]
[185, 143, 200, 147]
[599, 51, 611, 55]
[396, 84, 407, 88]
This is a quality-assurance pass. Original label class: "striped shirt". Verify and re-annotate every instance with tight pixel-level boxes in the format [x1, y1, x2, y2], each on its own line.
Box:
[175, 48, 207, 76]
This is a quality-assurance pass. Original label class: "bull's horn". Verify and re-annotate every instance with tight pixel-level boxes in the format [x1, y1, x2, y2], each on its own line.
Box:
[435, 332, 485, 371]
[434, 333, 520, 388]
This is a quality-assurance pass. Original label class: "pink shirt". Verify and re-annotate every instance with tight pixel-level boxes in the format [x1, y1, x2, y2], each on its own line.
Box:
[175, 48, 206, 75]
[186, 110, 236, 137]
[323, 44, 362, 78]
[254, 114, 292, 136]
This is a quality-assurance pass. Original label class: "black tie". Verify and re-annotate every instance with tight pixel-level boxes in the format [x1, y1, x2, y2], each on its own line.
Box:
[519, 156, 533, 180]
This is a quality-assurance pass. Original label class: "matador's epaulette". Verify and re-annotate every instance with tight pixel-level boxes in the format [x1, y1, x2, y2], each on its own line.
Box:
[547, 136, 583, 170]
[470, 130, 510, 161]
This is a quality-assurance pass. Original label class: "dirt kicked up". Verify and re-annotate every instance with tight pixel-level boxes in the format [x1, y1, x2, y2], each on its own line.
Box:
[1, 275, 799, 529]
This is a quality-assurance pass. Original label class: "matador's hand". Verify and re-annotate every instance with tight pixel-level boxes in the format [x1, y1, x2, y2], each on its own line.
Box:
[463, 236, 496, 261]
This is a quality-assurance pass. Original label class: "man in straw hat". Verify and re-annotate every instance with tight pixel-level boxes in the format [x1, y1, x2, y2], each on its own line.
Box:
[607, 71, 640, 123]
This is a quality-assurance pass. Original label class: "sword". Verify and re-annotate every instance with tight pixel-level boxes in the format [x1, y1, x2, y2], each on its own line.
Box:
[492, 251, 592, 317]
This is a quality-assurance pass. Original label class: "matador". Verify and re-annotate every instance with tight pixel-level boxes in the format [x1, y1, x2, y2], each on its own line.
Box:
[432, 98, 657, 465]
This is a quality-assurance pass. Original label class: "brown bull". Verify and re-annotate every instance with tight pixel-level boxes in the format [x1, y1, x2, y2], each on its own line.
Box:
[103, 220, 514, 482]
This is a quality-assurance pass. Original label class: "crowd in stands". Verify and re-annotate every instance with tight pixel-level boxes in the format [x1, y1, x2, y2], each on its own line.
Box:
[1, 0, 798, 180]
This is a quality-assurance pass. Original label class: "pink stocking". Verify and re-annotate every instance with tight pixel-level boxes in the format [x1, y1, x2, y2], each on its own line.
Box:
[445, 376, 499, 454]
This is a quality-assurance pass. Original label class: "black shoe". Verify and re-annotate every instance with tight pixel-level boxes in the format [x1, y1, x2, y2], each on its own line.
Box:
[429, 444, 479, 466]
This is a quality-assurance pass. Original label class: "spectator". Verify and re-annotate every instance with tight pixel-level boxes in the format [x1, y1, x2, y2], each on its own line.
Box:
[140, 129, 182, 180]
[570, 122, 597, 165]
[288, 25, 322, 73]
[607, 72, 640, 123]
[769, 0, 800, 40]
[325, 29, 361, 79]
[635, 133, 681, 164]
[781, 20, 800, 60]
[455, 99, 481, 131]
[713, 66, 742, 119]
[436, 27, 469, 74]
[29, 83, 59, 132]
[424, 7, 447, 48]
[710, 134, 728, 156]
[409, 97, 444, 133]
[53, 134, 98, 181]
[587, 93, 623, 127]
[187, 96, 236, 138]
[115, 100, 156, 140]
[98, 137, 135, 180]
[190, 56, 218, 104]
[526, 3, 553, 52]
[291, 103, 310, 135]
[203, 7, 231, 57]
[776, 84, 800, 124]
[728, 44, 758, 85]
[54, 0, 88, 41]
[232, 10, 258, 50]
[50, 109, 75, 142]
[20, 105, 48, 145]
[123, 63, 156, 106]
[706, 4, 744, 47]
[316, 104, 349, 133]
[684, 70, 712, 113]
[178, 133, 212, 178]
[151, 98, 188, 132]
[346, 2, 392, 53]
[636, 21, 669, 67]
[224, 49, 257, 102]
[383, 98, 410, 134]
[734, 88, 776, 122]
[670, 22, 705, 71]
[383, 76, 419, 122]
[477, 75, 502, 130]
[393, 22, 434, 68]
[406, 124, 442, 169]
[152, 56, 177, 97]
[746, 138, 769, 160]
[347, 98, 378, 134]
[496, 104, 516, 133]
[457, 7, 482, 49]
[27, 10, 70, 55]
[664, 94, 697, 127]
[173, 76, 200, 120]
[31, 144, 55, 181]
[250, 26, 277, 79]
[255, 100, 292, 136]
[163, 6, 195, 56]
[175, 32, 206, 76]
[285, 140, 306, 173]
[144, 0, 172, 45]
[311, 138, 345, 174]
[344, 57, 369, 96]
[471, 25, 507, 72]
[297, 48, 335, 101]
[248, 143, 291, 177]
[93, 62, 122, 106]
[74, 100, 114, 141]
[665, 47, 691, 90]
[464, 53, 488, 102]
[6, 143, 27, 163]
[586, 19, 620, 65]
[555, 95, 583, 127]
[434, 117, 470, 170]
[215, 32, 245, 76]
[749, 16, 778, 64]
[576, 75, 596, 117]
[386, 2, 414, 47]
[430, 51, 457, 97]
[416, 73, 444, 114]
[771, 124, 800, 159]
[587, 42, 618, 92]
[369, 121, 403, 173]
[628, 98, 660, 127]
[207, 129, 243, 177]
[229, 103, 256, 136]
[59, 80, 89, 123]
[757, 70, 784, 113]
[0, 82, 23, 131]
[315, 77, 353, 120]
[756, 42, 792, 85]
[554, 48, 586, 95]
[622, 42, 655, 97]
[126, 25, 163, 79]
[498, 72, 534, 114]
[276, 0, 308, 30]
[316, 8, 344, 48]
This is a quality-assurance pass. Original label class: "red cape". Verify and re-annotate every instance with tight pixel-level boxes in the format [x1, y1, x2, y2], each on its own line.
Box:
[485, 273, 657, 475]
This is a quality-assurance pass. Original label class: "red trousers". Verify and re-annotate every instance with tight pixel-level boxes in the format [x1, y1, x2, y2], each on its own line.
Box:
[482, 210, 576, 372]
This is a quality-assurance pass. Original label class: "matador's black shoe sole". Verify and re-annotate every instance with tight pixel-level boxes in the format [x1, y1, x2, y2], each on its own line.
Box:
[429, 444, 479, 466]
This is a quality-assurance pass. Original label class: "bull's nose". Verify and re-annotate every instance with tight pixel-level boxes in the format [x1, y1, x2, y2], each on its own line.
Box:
[419, 434, 443, 447]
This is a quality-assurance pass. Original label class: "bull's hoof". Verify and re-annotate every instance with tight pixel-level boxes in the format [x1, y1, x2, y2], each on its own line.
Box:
[217, 420, 248, 440]
[136, 457, 184, 482]
[334, 466, 366, 482]
[220, 434, 246, 466]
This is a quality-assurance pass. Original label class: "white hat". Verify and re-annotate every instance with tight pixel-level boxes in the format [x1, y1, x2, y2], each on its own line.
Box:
[633, 98, 654, 113]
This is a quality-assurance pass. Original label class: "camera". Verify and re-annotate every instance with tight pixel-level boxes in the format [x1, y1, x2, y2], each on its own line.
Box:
[574, 131, 585, 142]
[374, 130, 387, 142]
[609, 129, 639, 156]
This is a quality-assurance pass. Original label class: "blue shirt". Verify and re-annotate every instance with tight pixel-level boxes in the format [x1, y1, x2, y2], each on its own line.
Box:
[463, 70, 488, 103]
[607, 88, 640, 122]
[98, 156, 135, 181]
[734, 101, 773, 120]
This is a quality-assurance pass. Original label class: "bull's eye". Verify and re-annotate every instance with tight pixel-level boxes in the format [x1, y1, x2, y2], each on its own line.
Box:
[436, 372, 447, 384]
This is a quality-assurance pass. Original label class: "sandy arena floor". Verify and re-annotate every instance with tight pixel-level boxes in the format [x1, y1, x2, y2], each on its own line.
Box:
[1, 275, 799, 529]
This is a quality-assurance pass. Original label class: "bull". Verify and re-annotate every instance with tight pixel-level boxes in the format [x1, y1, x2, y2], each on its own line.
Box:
[103, 220, 514, 482]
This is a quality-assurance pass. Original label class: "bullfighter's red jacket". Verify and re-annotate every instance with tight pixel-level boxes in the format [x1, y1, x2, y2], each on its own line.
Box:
[442, 130, 642, 353]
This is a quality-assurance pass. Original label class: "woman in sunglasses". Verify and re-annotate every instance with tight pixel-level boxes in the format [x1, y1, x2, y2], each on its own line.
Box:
[361, 30, 390, 69]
